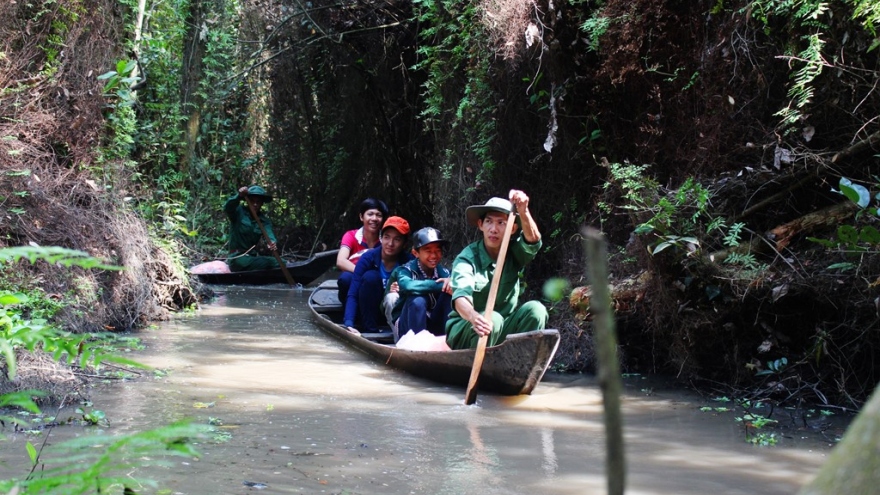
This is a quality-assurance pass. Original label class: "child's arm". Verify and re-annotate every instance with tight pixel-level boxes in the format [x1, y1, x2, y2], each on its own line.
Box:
[397, 267, 444, 296]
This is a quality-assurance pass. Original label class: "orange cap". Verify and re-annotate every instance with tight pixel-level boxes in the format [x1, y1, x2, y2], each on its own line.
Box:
[381, 216, 410, 236]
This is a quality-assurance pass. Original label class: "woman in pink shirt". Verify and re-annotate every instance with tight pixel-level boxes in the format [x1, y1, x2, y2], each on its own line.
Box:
[336, 198, 388, 305]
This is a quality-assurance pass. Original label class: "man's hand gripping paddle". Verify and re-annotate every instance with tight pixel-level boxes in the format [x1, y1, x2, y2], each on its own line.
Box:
[464, 210, 517, 405]
[246, 196, 296, 287]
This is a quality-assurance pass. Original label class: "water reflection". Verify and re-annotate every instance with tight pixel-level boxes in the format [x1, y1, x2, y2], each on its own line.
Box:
[0, 286, 842, 494]
[541, 427, 558, 477]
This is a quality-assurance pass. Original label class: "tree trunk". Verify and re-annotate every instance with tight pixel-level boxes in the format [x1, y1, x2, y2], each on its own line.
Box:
[799, 384, 880, 495]
[130, 0, 147, 98]
[180, 0, 209, 171]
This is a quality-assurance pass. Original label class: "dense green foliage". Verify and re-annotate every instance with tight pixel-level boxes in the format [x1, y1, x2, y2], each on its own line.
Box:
[98, 0, 262, 251]
[1, 248, 135, 381]
[414, 0, 498, 179]
[0, 247, 204, 493]
[0, 421, 204, 494]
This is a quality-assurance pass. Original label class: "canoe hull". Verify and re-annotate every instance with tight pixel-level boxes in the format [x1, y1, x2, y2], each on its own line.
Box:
[193, 249, 338, 286]
[309, 280, 560, 396]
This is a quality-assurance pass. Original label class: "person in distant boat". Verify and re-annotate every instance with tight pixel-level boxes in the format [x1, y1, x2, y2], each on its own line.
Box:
[343, 216, 413, 334]
[385, 227, 453, 342]
[336, 198, 389, 306]
[445, 190, 548, 350]
[224, 185, 280, 272]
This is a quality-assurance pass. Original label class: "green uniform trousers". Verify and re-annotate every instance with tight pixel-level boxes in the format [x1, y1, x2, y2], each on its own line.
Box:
[445, 300, 548, 350]
[227, 253, 280, 272]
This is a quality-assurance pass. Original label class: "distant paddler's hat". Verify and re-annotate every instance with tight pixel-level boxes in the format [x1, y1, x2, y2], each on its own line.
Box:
[246, 185, 273, 202]
[466, 197, 518, 226]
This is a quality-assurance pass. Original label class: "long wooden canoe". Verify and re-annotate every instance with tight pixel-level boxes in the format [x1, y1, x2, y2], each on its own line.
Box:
[191, 249, 339, 286]
[308, 280, 560, 396]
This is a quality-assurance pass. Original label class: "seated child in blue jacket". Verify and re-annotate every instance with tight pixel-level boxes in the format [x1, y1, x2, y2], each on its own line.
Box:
[386, 227, 453, 342]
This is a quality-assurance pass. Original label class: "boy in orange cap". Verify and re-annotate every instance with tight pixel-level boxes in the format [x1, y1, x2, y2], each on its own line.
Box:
[343, 216, 414, 334]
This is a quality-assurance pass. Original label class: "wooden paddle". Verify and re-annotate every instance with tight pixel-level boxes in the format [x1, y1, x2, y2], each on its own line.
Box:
[245, 195, 296, 287]
[465, 210, 517, 405]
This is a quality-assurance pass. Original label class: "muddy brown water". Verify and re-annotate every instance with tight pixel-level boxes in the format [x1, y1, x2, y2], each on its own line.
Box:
[0, 286, 847, 494]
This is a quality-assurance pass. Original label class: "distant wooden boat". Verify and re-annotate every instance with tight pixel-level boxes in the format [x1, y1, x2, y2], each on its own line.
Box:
[308, 280, 560, 396]
[190, 249, 339, 286]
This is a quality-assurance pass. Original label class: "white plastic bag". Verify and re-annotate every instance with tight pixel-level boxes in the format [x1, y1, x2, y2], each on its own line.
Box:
[396, 330, 450, 352]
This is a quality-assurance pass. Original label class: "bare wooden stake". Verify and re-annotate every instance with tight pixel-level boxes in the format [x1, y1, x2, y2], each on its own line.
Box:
[582, 226, 626, 495]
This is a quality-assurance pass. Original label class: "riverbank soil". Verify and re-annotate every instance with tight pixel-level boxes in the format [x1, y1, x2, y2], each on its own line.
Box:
[0, 0, 197, 397]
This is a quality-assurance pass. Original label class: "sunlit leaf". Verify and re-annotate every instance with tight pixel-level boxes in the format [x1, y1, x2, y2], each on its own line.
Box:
[0, 246, 122, 270]
[0, 293, 25, 305]
[0, 340, 16, 379]
[838, 177, 870, 208]
[652, 241, 673, 254]
[26, 441, 38, 465]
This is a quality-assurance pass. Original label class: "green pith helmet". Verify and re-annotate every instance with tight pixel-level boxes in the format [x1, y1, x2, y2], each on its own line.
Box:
[246, 185, 273, 202]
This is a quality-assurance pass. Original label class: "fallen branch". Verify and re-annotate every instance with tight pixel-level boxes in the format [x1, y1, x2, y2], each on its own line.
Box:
[709, 201, 858, 262]
[832, 130, 880, 163]
[766, 201, 858, 251]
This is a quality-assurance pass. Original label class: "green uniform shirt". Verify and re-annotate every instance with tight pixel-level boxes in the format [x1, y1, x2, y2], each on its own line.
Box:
[223, 193, 276, 253]
[449, 232, 542, 318]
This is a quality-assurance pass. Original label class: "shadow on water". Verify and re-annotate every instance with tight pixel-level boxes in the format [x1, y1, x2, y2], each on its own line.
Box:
[0, 286, 845, 494]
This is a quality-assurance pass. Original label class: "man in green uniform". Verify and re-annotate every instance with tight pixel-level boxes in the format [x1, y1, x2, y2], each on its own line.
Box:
[224, 185, 280, 272]
[445, 189, 548, 350]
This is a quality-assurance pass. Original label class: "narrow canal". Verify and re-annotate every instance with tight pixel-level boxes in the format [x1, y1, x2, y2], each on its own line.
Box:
[1, 286, 844, 494]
